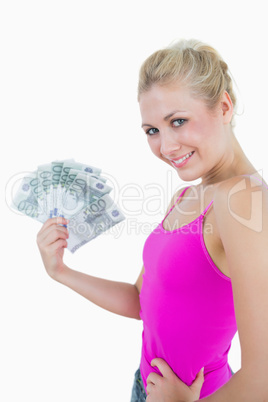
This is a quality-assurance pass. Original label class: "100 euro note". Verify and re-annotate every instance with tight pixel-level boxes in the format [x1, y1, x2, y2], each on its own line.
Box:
[12, 172, 47, 223]
[12, 166, 109, 222]
[11, 161, 126, 252]
[60, 171, 112, 219]
[35, 159, 105, 219]
[51, 159, 75, 217]
[67, 193, 125, 253]
[56, 160, 104, 217]
[37, 163, 54, 217]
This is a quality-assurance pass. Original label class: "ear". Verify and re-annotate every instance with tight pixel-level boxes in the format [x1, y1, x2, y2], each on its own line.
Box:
[220, 91, 233, 124]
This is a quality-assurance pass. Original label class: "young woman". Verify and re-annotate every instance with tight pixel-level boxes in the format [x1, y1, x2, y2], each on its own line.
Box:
[37, 39, 268, 401]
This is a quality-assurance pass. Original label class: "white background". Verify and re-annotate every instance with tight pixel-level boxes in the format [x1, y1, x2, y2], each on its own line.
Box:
[1, 1, 267, 401]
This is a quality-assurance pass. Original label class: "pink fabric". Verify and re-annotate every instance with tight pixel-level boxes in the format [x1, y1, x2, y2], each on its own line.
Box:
[139, 186, 237, 398]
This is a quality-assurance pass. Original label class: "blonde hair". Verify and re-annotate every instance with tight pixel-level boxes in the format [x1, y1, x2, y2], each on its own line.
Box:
[138, 39, 237, 124]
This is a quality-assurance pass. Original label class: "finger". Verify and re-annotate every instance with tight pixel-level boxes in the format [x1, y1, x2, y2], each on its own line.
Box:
[37, 225, 69, 246]
[38, 217, 69, 235]
[151, 358, 173, 378]
[39, 224, 69, 240]
[49, 238, 68, 252]
[146, 382, 154, 395]
[146, 372, 161, 385]
[39, 227, 69, 249]
[42, 238, 68, 258]
[189, 367, 205, 395]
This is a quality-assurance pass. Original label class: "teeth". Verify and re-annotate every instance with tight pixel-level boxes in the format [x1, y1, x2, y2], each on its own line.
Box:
[175, 152, 193, 164]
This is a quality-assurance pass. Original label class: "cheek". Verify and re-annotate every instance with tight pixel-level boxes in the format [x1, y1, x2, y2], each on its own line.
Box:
[147, 137, 174, 167]
[190, 119, 221, 149]
[147, 137, 161, 157]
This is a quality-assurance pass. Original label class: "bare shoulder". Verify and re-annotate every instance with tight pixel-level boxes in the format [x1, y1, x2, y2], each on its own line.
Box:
[213, 174, 268, 235]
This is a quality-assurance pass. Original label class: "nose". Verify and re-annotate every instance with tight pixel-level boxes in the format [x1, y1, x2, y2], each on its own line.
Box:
[160, 131, 181, 158]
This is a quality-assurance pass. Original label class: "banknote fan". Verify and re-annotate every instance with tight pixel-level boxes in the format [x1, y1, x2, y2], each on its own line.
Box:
[12, 159, 125, 253]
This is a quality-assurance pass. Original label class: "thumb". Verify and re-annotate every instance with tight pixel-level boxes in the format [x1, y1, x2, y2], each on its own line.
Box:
[189, 367, 205, 396]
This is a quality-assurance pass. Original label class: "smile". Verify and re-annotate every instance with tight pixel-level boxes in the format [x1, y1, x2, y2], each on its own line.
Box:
[170, 151, 194, 168]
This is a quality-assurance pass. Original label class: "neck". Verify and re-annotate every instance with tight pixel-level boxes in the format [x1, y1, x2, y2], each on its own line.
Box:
[201, 132, 257, 186]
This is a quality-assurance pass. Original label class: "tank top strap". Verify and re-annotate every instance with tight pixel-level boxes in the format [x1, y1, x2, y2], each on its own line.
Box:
[201, 200, 213, 216]
[162, 185, 213, 225]
[172, 186, 191, 210]
[176, 186, 213, 217]
[163, 186, 191, 221]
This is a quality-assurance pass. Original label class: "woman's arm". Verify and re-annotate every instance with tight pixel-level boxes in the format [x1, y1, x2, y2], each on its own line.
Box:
[36, 188, 184, 322]
[55, 267, 142, 319]
[36, 217, 142, 320]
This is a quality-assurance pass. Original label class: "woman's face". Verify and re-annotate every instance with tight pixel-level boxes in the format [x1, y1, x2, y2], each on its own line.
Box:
[139, 84, 233, 184]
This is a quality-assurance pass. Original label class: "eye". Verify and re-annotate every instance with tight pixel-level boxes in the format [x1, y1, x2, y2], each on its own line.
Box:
[146, 127, 159, 136]
[172, 118, 186, 127]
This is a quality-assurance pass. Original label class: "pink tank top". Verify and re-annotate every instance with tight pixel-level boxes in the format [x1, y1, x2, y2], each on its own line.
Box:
[139, 186, 238, 398]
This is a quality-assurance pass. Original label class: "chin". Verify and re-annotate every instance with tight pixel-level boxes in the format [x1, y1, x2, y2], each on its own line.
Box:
[176, 169, 201, 183]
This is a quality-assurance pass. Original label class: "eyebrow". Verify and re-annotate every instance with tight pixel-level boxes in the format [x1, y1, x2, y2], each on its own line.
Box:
[141, 110, 186, 128]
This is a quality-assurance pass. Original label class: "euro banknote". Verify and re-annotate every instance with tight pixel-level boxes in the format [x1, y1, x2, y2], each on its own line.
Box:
[11, 159, 125, 252]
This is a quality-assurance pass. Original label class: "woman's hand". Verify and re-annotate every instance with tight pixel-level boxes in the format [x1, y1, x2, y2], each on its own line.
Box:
[36, 217, 69, 280]
[146, 358, 204, 402]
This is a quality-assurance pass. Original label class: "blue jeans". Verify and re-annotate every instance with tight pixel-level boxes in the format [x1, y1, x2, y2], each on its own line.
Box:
[130, 367, 235, 401]
[130, 368, 147, 402]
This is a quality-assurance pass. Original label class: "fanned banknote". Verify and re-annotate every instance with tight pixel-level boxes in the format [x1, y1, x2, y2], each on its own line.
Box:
[68, 193, 125, 253]
[12, 159, 125, 252]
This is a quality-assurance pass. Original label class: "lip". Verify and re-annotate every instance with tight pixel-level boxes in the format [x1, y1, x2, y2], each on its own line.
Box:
[170, 151, 194, 168]
[171, 152, 194, 162]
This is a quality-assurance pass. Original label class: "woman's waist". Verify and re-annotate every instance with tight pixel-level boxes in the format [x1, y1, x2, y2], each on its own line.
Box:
[140, 345, 232, 399]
